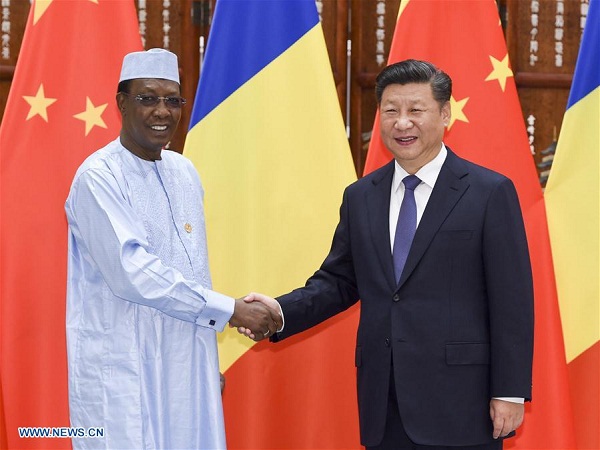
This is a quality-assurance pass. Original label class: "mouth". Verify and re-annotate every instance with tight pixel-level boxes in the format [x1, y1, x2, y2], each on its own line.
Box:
[394, 136, 417, 145]
[151, 125, 168, 132]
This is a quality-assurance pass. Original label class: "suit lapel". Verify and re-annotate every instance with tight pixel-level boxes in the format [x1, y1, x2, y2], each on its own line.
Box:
[365, 161, 397, 291]
[397, 150, 470, 289]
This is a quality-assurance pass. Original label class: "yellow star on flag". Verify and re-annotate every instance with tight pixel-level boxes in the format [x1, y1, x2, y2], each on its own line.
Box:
[484, 54, 513, 92]
[74, 97, 108, 136]
[23, 84, 57, 122]
[34, 0, 98, 24]
[33, 0, 53, 24]
[448, 95, 469, 130]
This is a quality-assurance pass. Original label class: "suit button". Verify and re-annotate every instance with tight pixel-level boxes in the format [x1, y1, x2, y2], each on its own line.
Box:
[393, 294, 400, 302]
[385, 338, 391, 347]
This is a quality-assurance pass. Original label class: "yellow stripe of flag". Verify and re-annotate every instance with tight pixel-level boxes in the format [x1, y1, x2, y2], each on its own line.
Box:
[185, 19, 356, 373]
[545, 0, 600, 364]
[545, 88, 600, 363]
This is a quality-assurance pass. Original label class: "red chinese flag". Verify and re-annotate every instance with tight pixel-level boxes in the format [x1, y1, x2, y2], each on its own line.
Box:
[0, 1, 141, 448]
[365, 1, 577, 449]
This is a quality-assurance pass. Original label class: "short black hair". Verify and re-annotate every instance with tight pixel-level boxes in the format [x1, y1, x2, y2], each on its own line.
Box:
[117, 80, 132, 95]
[375, 59, 452, 107]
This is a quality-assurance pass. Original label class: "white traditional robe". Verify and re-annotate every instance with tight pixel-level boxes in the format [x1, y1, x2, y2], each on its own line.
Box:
[65, 138, 233, 449]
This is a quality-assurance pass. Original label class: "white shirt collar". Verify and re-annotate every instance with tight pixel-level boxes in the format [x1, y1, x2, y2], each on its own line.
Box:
[392, 143, 448, 193]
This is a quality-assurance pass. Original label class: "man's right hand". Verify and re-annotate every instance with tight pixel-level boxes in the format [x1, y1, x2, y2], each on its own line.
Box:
[235, 292, 283, 341]
[229, 296, 281, 340]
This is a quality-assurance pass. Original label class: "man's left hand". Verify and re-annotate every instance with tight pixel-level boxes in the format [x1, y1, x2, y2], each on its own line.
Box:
[489, 399, 524, 439]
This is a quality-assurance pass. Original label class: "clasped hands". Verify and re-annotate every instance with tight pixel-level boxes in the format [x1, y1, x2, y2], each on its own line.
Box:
[229, 293, 281, 341]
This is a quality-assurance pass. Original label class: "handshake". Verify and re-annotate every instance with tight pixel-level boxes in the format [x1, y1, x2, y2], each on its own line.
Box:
[228, 293, 281, 341]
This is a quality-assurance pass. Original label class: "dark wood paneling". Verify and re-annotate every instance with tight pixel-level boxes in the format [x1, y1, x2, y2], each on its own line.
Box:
[0, 0, 30, 122]
[506, 0, 585, 186]
[320, 0, 349, 112]
[136, 0, 194, 151]
[350, 0, 400, 176]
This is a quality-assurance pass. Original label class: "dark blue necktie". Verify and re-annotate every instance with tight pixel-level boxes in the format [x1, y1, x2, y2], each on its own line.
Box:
[393, 175, 421, 283]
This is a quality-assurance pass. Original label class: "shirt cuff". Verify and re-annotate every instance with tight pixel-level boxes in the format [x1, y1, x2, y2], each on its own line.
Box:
[195, 290, 235, 332]
[493, 397, 524, 404]
[276, 301, 285, 332]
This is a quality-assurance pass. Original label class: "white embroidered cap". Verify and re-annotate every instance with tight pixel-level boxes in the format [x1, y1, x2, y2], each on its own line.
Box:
[119, 48, 180, 84]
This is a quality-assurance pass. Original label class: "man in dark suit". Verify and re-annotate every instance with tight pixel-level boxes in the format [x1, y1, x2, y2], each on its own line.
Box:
[242, 59, 534, 450]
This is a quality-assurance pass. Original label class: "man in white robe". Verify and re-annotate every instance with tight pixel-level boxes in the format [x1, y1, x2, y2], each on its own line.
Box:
[65, 48, 279, 450]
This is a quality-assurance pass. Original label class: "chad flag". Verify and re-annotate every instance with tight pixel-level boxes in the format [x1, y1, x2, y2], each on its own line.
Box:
[184, 0, 359, 448]
[545, 0, 600, 447]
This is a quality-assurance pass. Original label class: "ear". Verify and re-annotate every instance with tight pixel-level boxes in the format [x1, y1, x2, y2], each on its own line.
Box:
[116, 93, 127, 113]
[441, 101, 451, 127]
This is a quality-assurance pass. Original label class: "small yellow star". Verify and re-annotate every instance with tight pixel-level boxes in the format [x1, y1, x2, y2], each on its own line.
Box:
[448, 95, 469, 130]
[74, 97, 108, 136]
[485, 54, 513, 92]
[23, 84, 57, 122]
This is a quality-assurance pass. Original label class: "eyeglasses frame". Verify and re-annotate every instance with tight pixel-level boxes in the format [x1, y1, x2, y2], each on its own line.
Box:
[119, 92, 187, 109]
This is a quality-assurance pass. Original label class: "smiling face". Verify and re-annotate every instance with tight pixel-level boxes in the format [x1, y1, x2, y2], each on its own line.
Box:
[117, 78, 182, 161]
[379, 82, 450, 174]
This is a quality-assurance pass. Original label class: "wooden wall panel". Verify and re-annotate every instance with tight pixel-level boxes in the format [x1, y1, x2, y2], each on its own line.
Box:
[318, 0, 349, 114]
[134, 0, 195, 150]
[350, 0, 400, 176]
[506, 0, 588, 186]
[0, 0, 29, 123]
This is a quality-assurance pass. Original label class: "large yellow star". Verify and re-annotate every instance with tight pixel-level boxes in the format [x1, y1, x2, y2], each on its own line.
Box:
[448, 95, 469, 130]
[484, 54, 513, 92]
[74, 97, 108, 136]
[23, 84, 57, 122]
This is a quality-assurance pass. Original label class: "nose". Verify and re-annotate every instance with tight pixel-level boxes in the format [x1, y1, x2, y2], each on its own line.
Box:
[394, 114, 413, 130]
[153, 101, 170, 117]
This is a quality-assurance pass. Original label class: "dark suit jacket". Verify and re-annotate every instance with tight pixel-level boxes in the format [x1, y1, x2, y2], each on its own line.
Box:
[273, 148, 534, 447]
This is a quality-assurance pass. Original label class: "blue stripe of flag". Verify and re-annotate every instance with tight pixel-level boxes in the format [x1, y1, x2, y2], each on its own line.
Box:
[567, 0, 600, 108]
[189, 0, 319, 127]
